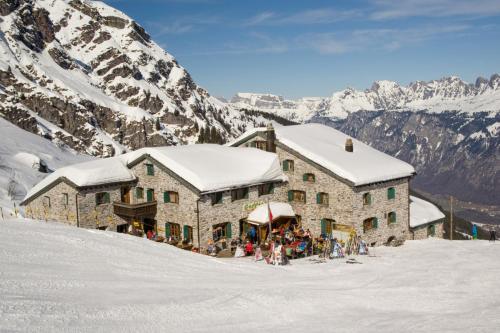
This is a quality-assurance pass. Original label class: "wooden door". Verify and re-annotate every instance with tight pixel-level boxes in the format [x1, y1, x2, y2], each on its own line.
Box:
[121, 187, 131, 203]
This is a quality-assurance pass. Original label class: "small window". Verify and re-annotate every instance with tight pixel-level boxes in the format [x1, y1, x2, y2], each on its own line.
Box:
[388, 211, 397, 224]
[250, 140, 267, 151]
[95, 192, 110, 205]
[165, 222, 181, 240]
[427, 224, 436, 237]
[258, 183, 274, 196]
[183, 225, 193, 242]
[320, 219, 334, 236]
[316, 192, 329, 205]
[231, 188, 248, 201]
[213, 222, 232, 241]
[61, 193, 69, 206]
[211, 192, 223, 205]
[363, 217, 378, 233]
[136, 187, 144, 199]
[388, 187, 396, 200]
[43, 196, 51, 208]
[146, 188, 155, 202]
[282, 159, 294, 172]
[146, 163, 154, 176]
[363, 193, 372, 206]
[303, 173, 315, 182]
[288, 190, 306, 203]
[163, 191, 179, 204]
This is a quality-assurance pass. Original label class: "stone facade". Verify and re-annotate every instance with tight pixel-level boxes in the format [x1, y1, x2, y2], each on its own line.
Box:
[410, 221, 444, 240]
[236, 133, 410, 245]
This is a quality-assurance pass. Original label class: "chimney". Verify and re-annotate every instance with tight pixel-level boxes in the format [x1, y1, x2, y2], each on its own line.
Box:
[266, 123, 276, 153]
[345, 138, 353, 152]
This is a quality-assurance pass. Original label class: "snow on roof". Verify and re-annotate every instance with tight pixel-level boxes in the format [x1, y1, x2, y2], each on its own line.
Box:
[23, 144, 286, 203]
[23, 157, 136, 203]
[410, 196, 445, 228]
[247, 202, 295, 224]
[229, 124, 415, 186]
[124, 144, 286, 192]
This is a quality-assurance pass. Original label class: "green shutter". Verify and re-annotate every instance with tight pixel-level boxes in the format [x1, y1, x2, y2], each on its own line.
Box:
[303, 173, 308, 181]
[104, 192, 110, 203]
[147, 189, 154, 202]
[250, 141, 256, 148]
[163, 191, 170, 203]
[288, 190, 293, 202]
[225, 223, 232, 238]
[320, 219, 326, 235]
[165, 223, 171, 237]
[316, 193, 321, 204]
[283, 160, 289, 171]
[373, 217, 378, 229]
[183, 225, 189, 240]
[146, 164, 154, 176]
[388, 188, 395, 199]
[367, 193, 372, 205]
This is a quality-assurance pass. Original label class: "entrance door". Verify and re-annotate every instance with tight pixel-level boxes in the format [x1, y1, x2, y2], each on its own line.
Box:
[121, 186, 131, 203]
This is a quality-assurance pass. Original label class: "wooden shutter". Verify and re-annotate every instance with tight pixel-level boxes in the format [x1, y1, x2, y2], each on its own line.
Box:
[373, 217, 378, 229]
[163, 191, 170, 203]
[147, 189, 153, 202]
[320, 219, 326, 235]
[104, 192, 110, 203]
[165, 223, 171, 237]
[283, 160, 289, 171]
[303, 173, 308, 181]
[225, 223, 232, 238]
[388, 188, 395, 199]
[183, 225, 189, 240]
[316, 193, 321, 204]
[288, 191, 293, 202]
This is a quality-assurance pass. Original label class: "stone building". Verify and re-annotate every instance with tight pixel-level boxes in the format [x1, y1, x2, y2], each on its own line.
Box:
[228, 123, 418, 245]
[22, 145, 287, 248]
[409, 195, 445, 239]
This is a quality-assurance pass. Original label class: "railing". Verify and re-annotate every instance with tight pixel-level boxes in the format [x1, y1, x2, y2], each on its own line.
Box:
[113, 201, 157, 218]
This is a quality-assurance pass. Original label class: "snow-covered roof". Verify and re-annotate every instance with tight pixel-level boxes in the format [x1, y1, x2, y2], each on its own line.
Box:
[124, 144, 286, 192]
[247, 202, 295, 224]
[409, 196, 445, 228]
[22, 144, 286, 203]
[228, 124, 416, 186]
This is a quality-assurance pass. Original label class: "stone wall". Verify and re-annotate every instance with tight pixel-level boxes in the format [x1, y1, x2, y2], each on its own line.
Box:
[238, 135, 410, 245]
[410, 221, 444, 240]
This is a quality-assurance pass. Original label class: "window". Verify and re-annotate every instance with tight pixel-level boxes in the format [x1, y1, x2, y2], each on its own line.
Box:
[388, 211, 397, 224]
[303, 173, 316, 182]
[211, 192, 223, 205]
[163, 191, 179, 204]
[61, 193, 69, 206]
[250, 140, 267, 151]
[146, 163, 154, 176]
[146, 188, 155, 202]
[363, 217, 378, 233]
[282, 159, 294, 172]
[427, 224, 436, 237]
[258, 183, 274, 196]
[95, 192, 110, 205]
[288, 190, 306, 203]
[213, 222, 232, 241]
[388, 187, 396, 200]
[363, 193, 372, 206]
[320, 218, 334, 236]
[316, 192, 329, 205]
[231, 188, 248, 201]
[183, 225, 193, 242]
[43, 196, 51, 208]
[165, 222, 181, 240]
[136, 187, 144, 199]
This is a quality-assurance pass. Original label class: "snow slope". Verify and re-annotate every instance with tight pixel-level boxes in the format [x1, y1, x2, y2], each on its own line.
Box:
[0, 118, 92, 215]
[1, 219, 500, 332]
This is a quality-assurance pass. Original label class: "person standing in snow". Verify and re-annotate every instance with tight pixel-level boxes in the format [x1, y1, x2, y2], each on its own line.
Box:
[472, 224, 478, 240]
[489, 228, 496, 242]
[249, 225, 256, 244]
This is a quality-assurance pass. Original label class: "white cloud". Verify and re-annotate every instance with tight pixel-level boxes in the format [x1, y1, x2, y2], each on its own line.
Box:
[245, 8, 361, 26]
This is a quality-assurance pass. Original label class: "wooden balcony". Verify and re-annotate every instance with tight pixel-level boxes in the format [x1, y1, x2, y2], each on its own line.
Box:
[113, 201, 157, 218]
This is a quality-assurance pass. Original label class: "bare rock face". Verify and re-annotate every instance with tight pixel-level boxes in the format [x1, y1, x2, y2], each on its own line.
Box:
[0, 0, 20, 16]
[32, 8, 54, 43]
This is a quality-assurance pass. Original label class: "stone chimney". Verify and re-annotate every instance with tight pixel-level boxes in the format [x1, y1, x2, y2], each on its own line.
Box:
[345, 138, 353, 152]
[266, 123, 276, 153]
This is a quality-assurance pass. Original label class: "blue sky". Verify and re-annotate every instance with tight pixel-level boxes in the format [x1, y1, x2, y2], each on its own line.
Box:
[103, 0, 500, 99]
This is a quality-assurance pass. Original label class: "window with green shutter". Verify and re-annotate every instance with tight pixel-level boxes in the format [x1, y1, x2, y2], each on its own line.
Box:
[225, 223, 232, 239]
[363, 217, 378, 232]
[283, 159, 294, 172]
[146, 189, 154, 202]
[316, 192, 329, 205]
[288, 190, 293, 202]
[427, 224, 436, 237]
[363, 193, 372, 205]
[388, 187, 396, 200]
[231, 188, 248, 201]
[388, 212, 396, 224]
[289, 190, 306, 203]
[373, 217, 378, 229]
[183, 225, 190, 240]
[165, 223, 171, 238]
[164, 191, 170, 203]
[136, 187, 144, 199]
[213, 222, 232, 241]
[303, 173, 315, 182]
[211, 192, 223, 205]
[283, 160, 289, 171]
[320, 219, 326, 235]
[95, 192, 110, 205]
[258, 183, 274, 196]
[146, 163, 154, 176]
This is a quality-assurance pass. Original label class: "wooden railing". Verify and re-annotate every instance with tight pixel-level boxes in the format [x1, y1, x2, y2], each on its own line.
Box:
[113, 201, 157, 218]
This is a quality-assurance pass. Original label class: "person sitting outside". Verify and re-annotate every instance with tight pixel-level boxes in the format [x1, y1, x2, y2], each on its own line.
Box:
[245, 241, 254, 256]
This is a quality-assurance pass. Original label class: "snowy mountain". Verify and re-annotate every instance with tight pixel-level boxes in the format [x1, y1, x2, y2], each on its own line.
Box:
[230, 75, 500, 122]
[231, 76, 500, 223]
[0, 0, 277, 157]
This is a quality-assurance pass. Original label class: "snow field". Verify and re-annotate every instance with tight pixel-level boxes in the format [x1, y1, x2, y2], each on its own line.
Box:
[1, 219, 500, 332]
